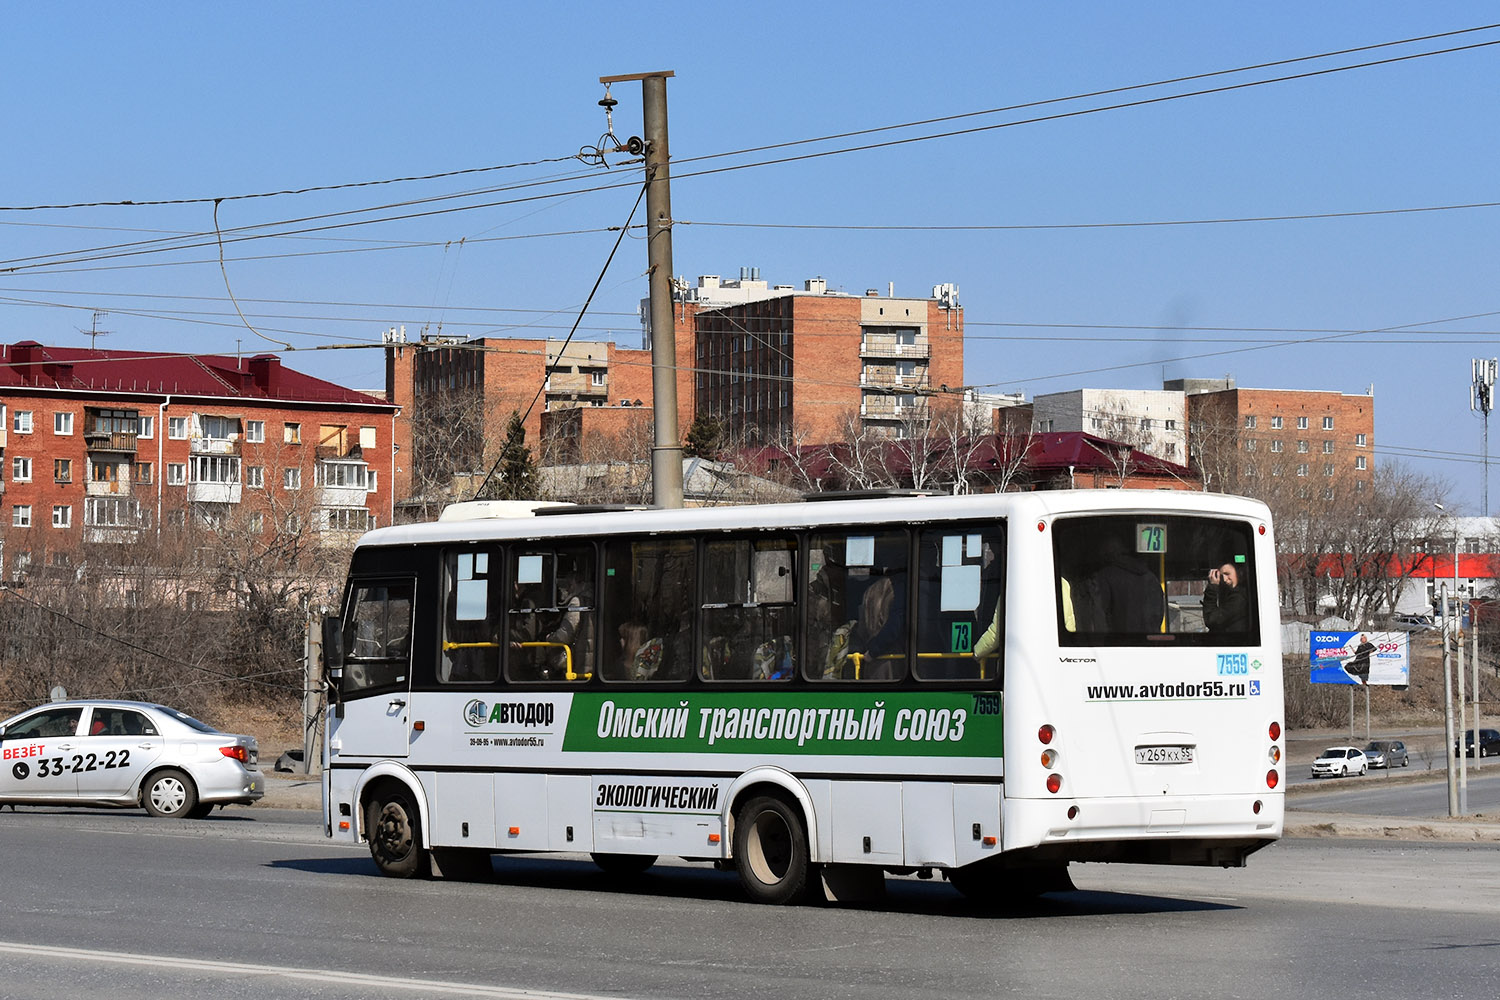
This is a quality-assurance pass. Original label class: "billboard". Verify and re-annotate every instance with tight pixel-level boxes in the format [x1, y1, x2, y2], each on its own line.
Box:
[1309, 631, 1409, 686]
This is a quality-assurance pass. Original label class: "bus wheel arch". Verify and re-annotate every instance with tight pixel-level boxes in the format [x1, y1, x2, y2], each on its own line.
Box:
[725, 772, 817, 905]
[356, 766, 432, 879]
[724, 768, 820, 862]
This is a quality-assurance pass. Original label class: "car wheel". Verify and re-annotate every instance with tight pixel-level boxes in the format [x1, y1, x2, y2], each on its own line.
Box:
[1359, 763, 1367, 775]
[143, 769, 198, 819]
[733, 795, 811, 905]
[591, 853, 658, 877]
[1339, 764, 1348, 777]
[366, 786, 428, 879]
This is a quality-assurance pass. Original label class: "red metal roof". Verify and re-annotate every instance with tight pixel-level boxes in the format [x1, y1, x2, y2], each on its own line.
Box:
[0, 341, 390, 408]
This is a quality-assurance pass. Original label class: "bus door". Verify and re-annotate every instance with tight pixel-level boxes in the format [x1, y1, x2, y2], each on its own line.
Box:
[334, 580, 416, 759]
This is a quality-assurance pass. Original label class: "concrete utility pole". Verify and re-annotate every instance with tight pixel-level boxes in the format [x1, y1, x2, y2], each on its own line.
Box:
[1441, 584, 1458, 816]
[600, 70, 683, 509]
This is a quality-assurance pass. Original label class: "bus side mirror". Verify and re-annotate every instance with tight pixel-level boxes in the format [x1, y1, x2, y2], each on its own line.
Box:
[321, 615, 344, 682]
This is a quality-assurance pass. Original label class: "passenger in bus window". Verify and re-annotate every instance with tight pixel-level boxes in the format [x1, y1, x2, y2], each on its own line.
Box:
[1076, 534, 1164, 632]
[1203, 562, 1250, 632]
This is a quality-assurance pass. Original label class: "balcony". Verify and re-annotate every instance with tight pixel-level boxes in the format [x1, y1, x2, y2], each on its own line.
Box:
[84, 430, 139, 453]
[859, 337, 929, 360]
[545, 373, 609, 397]
[860, 370, 929, 389]
[86, 480, 133, 498]
[85, 525, 143, 544]
[190, 436, 239, 456]
[860, 400, 931, 421]
[188, 482, 242, 504]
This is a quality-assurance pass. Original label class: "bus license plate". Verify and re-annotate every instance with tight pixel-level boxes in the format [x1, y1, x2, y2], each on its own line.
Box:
[1136, 745, 1194, 764]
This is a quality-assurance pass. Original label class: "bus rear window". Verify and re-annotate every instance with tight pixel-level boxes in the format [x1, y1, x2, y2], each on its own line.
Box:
[1053, 514, 1258, 647]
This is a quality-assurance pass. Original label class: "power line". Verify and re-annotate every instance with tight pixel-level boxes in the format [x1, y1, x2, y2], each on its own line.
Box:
[7, 32, 1497, 278]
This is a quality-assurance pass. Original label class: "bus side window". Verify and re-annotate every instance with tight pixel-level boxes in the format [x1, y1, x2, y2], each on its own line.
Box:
[602, 537, 695, 682]
[440, 548, 500, 684]
[915, 528, 1003, 681]
[805, 530, 907, 682]
[343, 582, 414, 694]
[506, 546, 596, 683]
[700, 537, 796, 681]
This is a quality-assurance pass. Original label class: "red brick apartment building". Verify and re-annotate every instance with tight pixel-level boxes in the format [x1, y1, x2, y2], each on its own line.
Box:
[0, 341, 396, 577]
[1182, 384, 1375, 499]
[387, 275, 966, 491]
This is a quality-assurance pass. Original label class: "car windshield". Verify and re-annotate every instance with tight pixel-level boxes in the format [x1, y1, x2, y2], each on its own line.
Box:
[1322, 749, 1346, 758]
[155, 706, 220, 734]
[1364, 743, 1385, 752]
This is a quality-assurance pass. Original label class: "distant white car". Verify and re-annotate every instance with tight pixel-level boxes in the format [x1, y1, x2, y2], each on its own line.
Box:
[1311, 746, 1368, 778]
[0, 700, 264, 817]
[1393, 614, 1438, 631]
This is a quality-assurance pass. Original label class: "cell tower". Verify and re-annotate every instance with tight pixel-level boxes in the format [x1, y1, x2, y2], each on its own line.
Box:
[1472, 358, 1497, 516]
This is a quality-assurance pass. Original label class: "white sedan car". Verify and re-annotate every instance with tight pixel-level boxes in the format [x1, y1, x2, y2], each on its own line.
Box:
[1310, 746, 1368, 778]
[0, 700, 264, 817]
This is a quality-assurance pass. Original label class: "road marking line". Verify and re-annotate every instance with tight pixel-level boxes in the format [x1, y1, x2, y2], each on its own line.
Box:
[0, 941, 631, 999]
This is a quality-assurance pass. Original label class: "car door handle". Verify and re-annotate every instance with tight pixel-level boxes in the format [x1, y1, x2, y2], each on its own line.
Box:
[56, 743, 74, 751]
[137, 742, 156, 750]
[389, 699, 406, 709]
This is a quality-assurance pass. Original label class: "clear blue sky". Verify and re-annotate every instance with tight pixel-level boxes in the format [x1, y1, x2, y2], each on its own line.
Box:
[2, 4, 1497, 507]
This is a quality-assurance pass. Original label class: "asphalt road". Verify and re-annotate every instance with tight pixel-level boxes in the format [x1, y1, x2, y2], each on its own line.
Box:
[1, 801, 1497, 999]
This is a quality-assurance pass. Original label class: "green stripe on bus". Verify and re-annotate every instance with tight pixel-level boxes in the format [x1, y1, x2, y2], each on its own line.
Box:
[562, 691, 1001, 757]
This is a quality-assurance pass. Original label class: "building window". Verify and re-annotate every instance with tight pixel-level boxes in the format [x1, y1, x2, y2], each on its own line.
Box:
[1323, 416, 1334, 429]
[167, 463, 186, 486]
[1245, 439, 1257, 451]
[1243, 464, 1256, 477]
[245, 420, 265, 443]
[323, 508, 372, 532]
[13, 410, 32, 434]
[245, 466, 264, 488]
[1296, 464, 1309, 477]
[1323, 487, 1335, 500]
[1356, 433, 1367, 447]
[1270, 440, 1283, 453]
[1297, 416, 1309, 429]
[1164, 419, 1177, 431]
[191, 455, 240, 483]
[12, 505, 30, 528]
[166, 510, 185, 528]
[138, 415, 154, 439]
[1324, 464, 1334, 476]
[591, 371, 606, 387]
[315, 462, 367, 489]
[1323, 440, 1334, 454]
[85, 497, 143, 528]
[284, 422, 301, 445]
[52, 505, 71, 528]
[366, 470, 378, 493]
[1270, 416, 1283, 429]
[136, 462, 153, 484]
[284, 468, 302, 491]
[1355, 479, 1366, 491]
[12, 457, 31, 482]
[53, 412, 74, 435]
[53, 458, 71, 483]
[1244, 415, 1257, 429]
[200, 414, 240, 441]
[360, 426, 377, 449]
[1297, 440, 1309, 453]
[168, 416, 188, 439]
[249, 512, 264, 533]
[1355, 456, 1367, 470]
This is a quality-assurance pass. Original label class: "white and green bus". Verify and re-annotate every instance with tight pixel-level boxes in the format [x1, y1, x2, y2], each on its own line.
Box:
[321, 490, 1284, 904]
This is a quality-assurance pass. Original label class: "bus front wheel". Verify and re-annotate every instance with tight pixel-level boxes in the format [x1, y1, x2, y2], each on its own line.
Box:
[366, 787, 428, 878]
[733, 795, 810, 905]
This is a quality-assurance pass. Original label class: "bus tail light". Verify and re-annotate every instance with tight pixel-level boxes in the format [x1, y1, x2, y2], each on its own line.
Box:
[1253, 800, 1263, 815]
[1268, 746, 1281, 764]
[1265, 769, 1279, 789]
[219, 745, 249, 763]
[1046, 773, 1063, 794]
[1268, 721, 1282, 741]
[1038, 724, 1055, 745]
[1040, 749, 1058, 768]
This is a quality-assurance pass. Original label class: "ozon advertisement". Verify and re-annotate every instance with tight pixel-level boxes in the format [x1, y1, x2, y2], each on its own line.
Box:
[1309, 631, 1409, 686]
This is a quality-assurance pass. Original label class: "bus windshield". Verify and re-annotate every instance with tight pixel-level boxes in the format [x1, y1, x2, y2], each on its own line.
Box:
[1053, 513, 1258, 646]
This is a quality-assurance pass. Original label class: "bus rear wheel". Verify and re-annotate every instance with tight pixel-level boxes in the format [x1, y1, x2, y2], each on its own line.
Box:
[733, 795, 810, 905]
[366, 787, 428, 878]
[591, 853, 657, 876]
